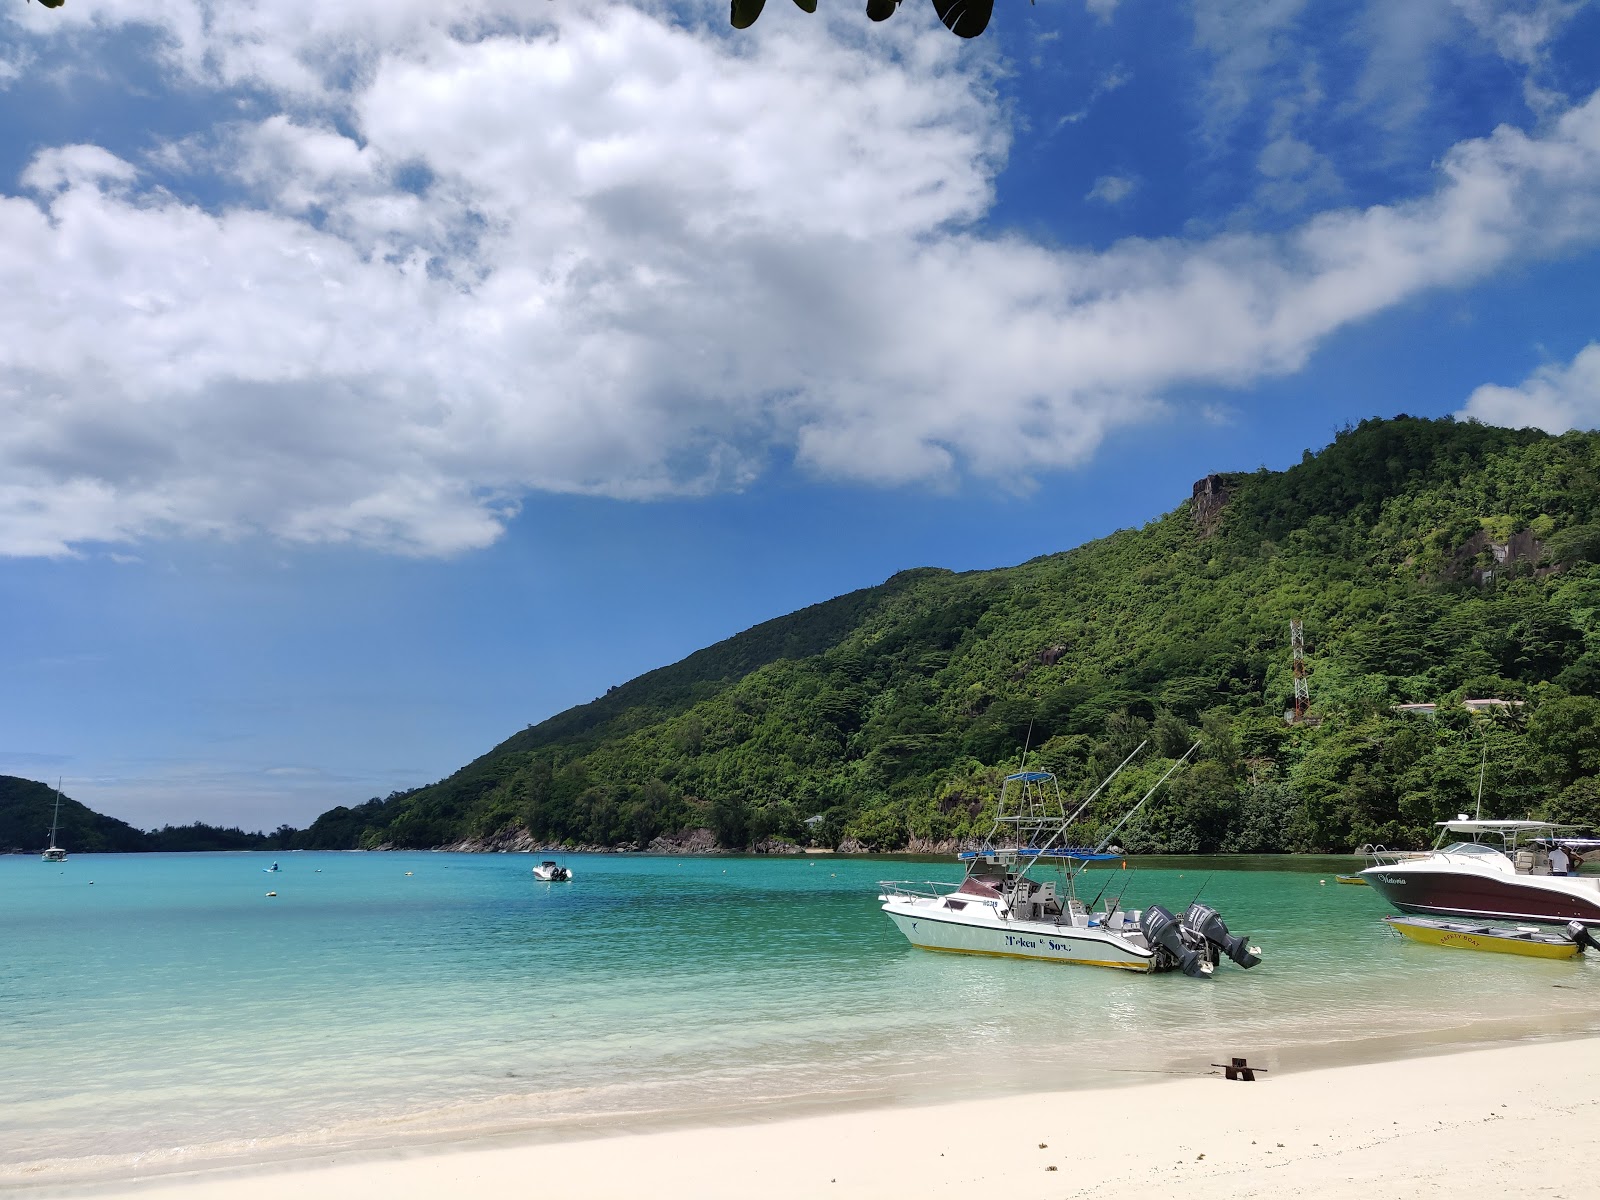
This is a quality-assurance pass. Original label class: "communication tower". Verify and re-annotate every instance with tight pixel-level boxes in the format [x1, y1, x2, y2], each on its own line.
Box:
[1289, 618, 1309, 723]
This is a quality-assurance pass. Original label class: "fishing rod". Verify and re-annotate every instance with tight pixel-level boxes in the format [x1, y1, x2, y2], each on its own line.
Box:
[1092, 741, 1201, 854]
[1188, 872, 1214, 907]
[1088, 865, 1123, 911]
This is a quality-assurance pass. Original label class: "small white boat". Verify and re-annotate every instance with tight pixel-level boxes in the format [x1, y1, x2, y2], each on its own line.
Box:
[532, 859, 573, 882]
[42, 780, 67, 863]
[879, 743, 1261, 977]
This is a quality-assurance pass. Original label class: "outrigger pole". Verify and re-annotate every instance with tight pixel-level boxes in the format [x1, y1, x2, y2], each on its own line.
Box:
[1062, 740, 1148, 830]
[1020, 739, 1150, 872]
[1092, 741, 1201, 854]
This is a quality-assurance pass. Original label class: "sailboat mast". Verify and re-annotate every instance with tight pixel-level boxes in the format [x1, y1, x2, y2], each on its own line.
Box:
[50, 778, 62, 844]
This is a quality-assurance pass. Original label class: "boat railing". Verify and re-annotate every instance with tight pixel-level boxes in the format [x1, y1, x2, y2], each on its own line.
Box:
[877, 879, 966, 902]
[1360, 843, 1430, 868]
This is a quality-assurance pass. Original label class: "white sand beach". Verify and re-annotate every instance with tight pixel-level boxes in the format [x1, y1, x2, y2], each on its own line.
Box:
[74, 1036, 1599, 1200]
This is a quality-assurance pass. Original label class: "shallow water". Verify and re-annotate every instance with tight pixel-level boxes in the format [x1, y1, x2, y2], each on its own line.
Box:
[3, 851, 1597, 1182]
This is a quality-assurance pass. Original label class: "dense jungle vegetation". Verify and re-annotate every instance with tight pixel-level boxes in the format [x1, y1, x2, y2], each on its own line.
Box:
[17, 416, 1600, 857]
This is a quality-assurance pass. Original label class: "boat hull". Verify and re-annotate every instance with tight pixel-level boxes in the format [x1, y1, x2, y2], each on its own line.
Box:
[1384, 916, 1581, 959]
[1362, 865, 1600, 926]
[883, 905, 1156, 972]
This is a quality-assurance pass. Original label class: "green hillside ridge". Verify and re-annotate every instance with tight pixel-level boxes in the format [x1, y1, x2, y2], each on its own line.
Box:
[294, 415, 1600, 855]
[0, 775, 295, 854]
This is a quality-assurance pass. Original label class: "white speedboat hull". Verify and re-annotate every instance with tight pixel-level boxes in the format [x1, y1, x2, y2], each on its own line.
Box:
[882, 898, 1156, 972]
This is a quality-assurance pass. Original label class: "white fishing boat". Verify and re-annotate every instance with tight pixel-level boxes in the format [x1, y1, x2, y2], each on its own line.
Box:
[878, 744, 1261, 977]
[42, 780, 67, 863]
[532, 859, 573, 882]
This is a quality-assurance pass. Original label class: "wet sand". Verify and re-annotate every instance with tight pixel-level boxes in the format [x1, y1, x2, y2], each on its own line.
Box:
[51, 1035, 1599, 1200]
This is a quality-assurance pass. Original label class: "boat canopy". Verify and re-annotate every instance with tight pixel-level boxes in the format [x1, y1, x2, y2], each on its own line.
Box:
[1003, 771, 1055, 782]
[1437, 819, 1581, 833]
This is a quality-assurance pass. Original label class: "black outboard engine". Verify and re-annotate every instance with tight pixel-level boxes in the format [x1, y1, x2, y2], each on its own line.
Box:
[1566, 921, 1600, 954]
[1182, 902, 1262, 969]
[1141, 905, 1211, 978]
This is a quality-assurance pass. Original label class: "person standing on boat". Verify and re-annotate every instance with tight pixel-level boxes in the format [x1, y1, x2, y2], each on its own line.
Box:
[1550, 843, 1571, 876]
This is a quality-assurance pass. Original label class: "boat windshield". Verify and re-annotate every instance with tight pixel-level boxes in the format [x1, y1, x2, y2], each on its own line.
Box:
[1440, 842, 1506, 857]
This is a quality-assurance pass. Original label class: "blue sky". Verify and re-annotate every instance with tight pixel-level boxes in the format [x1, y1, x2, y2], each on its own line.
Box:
[2, 0, 1598, 831]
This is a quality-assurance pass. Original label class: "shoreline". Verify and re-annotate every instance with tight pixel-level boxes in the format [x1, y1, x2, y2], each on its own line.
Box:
[25, 1032, 1600, 1200]
[14, 1017, 1600, 1198]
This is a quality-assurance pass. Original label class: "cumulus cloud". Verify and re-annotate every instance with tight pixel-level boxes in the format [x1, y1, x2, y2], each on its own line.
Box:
[2, 2, 1600, 557]
[1458, 344, 1600, 431]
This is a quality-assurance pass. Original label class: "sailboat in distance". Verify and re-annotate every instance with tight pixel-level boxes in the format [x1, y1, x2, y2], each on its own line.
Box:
[42, 780, 67, 863]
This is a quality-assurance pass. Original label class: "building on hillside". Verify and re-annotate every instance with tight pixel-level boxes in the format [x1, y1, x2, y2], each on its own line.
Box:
[1392, 699, 1525, 718]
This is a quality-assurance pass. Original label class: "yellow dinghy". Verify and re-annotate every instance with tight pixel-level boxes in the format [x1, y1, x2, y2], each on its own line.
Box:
[1384, 915, 1598, 960]
[1334, 874, 1367, 885]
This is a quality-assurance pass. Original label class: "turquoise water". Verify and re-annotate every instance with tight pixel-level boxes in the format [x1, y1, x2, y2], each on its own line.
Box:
[3, 851, 1598, 1182]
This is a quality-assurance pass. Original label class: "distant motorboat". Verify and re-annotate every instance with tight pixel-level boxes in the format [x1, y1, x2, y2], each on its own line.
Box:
[533, 860, 573, 882]
[41, 780, 67, 863]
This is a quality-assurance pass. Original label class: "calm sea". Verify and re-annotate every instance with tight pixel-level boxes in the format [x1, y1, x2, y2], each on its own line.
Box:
[3, 851, 1597, 1183]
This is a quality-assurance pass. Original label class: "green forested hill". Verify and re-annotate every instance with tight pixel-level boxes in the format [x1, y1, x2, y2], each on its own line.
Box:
[297, 416, 1600, 855]
[0, 776, 148, 853]
[0, 776, 295, 854]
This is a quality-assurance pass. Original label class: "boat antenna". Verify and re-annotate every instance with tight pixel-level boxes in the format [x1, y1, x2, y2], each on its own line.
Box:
[1093, 741, 1201, 854]
[1475, 742, 1488, 821]
[1018, 720, 1035, 772]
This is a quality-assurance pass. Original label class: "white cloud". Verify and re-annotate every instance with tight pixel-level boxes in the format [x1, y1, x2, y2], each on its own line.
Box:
[2, 3, 1600, 558]
[1086, 174, 1136, 204]
[1458, 344, 1600, 431]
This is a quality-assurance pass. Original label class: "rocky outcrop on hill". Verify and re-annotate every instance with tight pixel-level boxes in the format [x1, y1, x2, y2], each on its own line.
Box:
[904, 835, 977, 855]
[751, 837, 807, 854]
[437, 827, 539, 853]
[646, 827, 720, 854]
[1191, 474, 1230, 536]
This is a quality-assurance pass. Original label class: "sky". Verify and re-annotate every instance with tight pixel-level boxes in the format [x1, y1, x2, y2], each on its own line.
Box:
[1, 0, 1598, 833]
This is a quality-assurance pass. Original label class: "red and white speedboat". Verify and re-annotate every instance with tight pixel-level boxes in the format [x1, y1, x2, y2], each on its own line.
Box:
[1360, 819, 1600, 926]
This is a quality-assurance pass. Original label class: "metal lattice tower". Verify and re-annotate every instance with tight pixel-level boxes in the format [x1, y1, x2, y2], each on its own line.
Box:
[1290, 618, 1309, 722]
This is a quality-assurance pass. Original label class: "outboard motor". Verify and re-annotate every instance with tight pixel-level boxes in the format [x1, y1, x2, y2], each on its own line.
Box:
[1141, 905, 1211, 978]
[1565, 921, 1600, 954]
[1182, 902, 1262, 969]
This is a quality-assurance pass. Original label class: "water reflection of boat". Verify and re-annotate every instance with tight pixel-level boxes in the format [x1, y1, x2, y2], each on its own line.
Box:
[1385, 914, 1600, 959]
[533, 859, 573, 882]
[877, 744, 1261, 977]
[1360, 820, 1600, 926]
